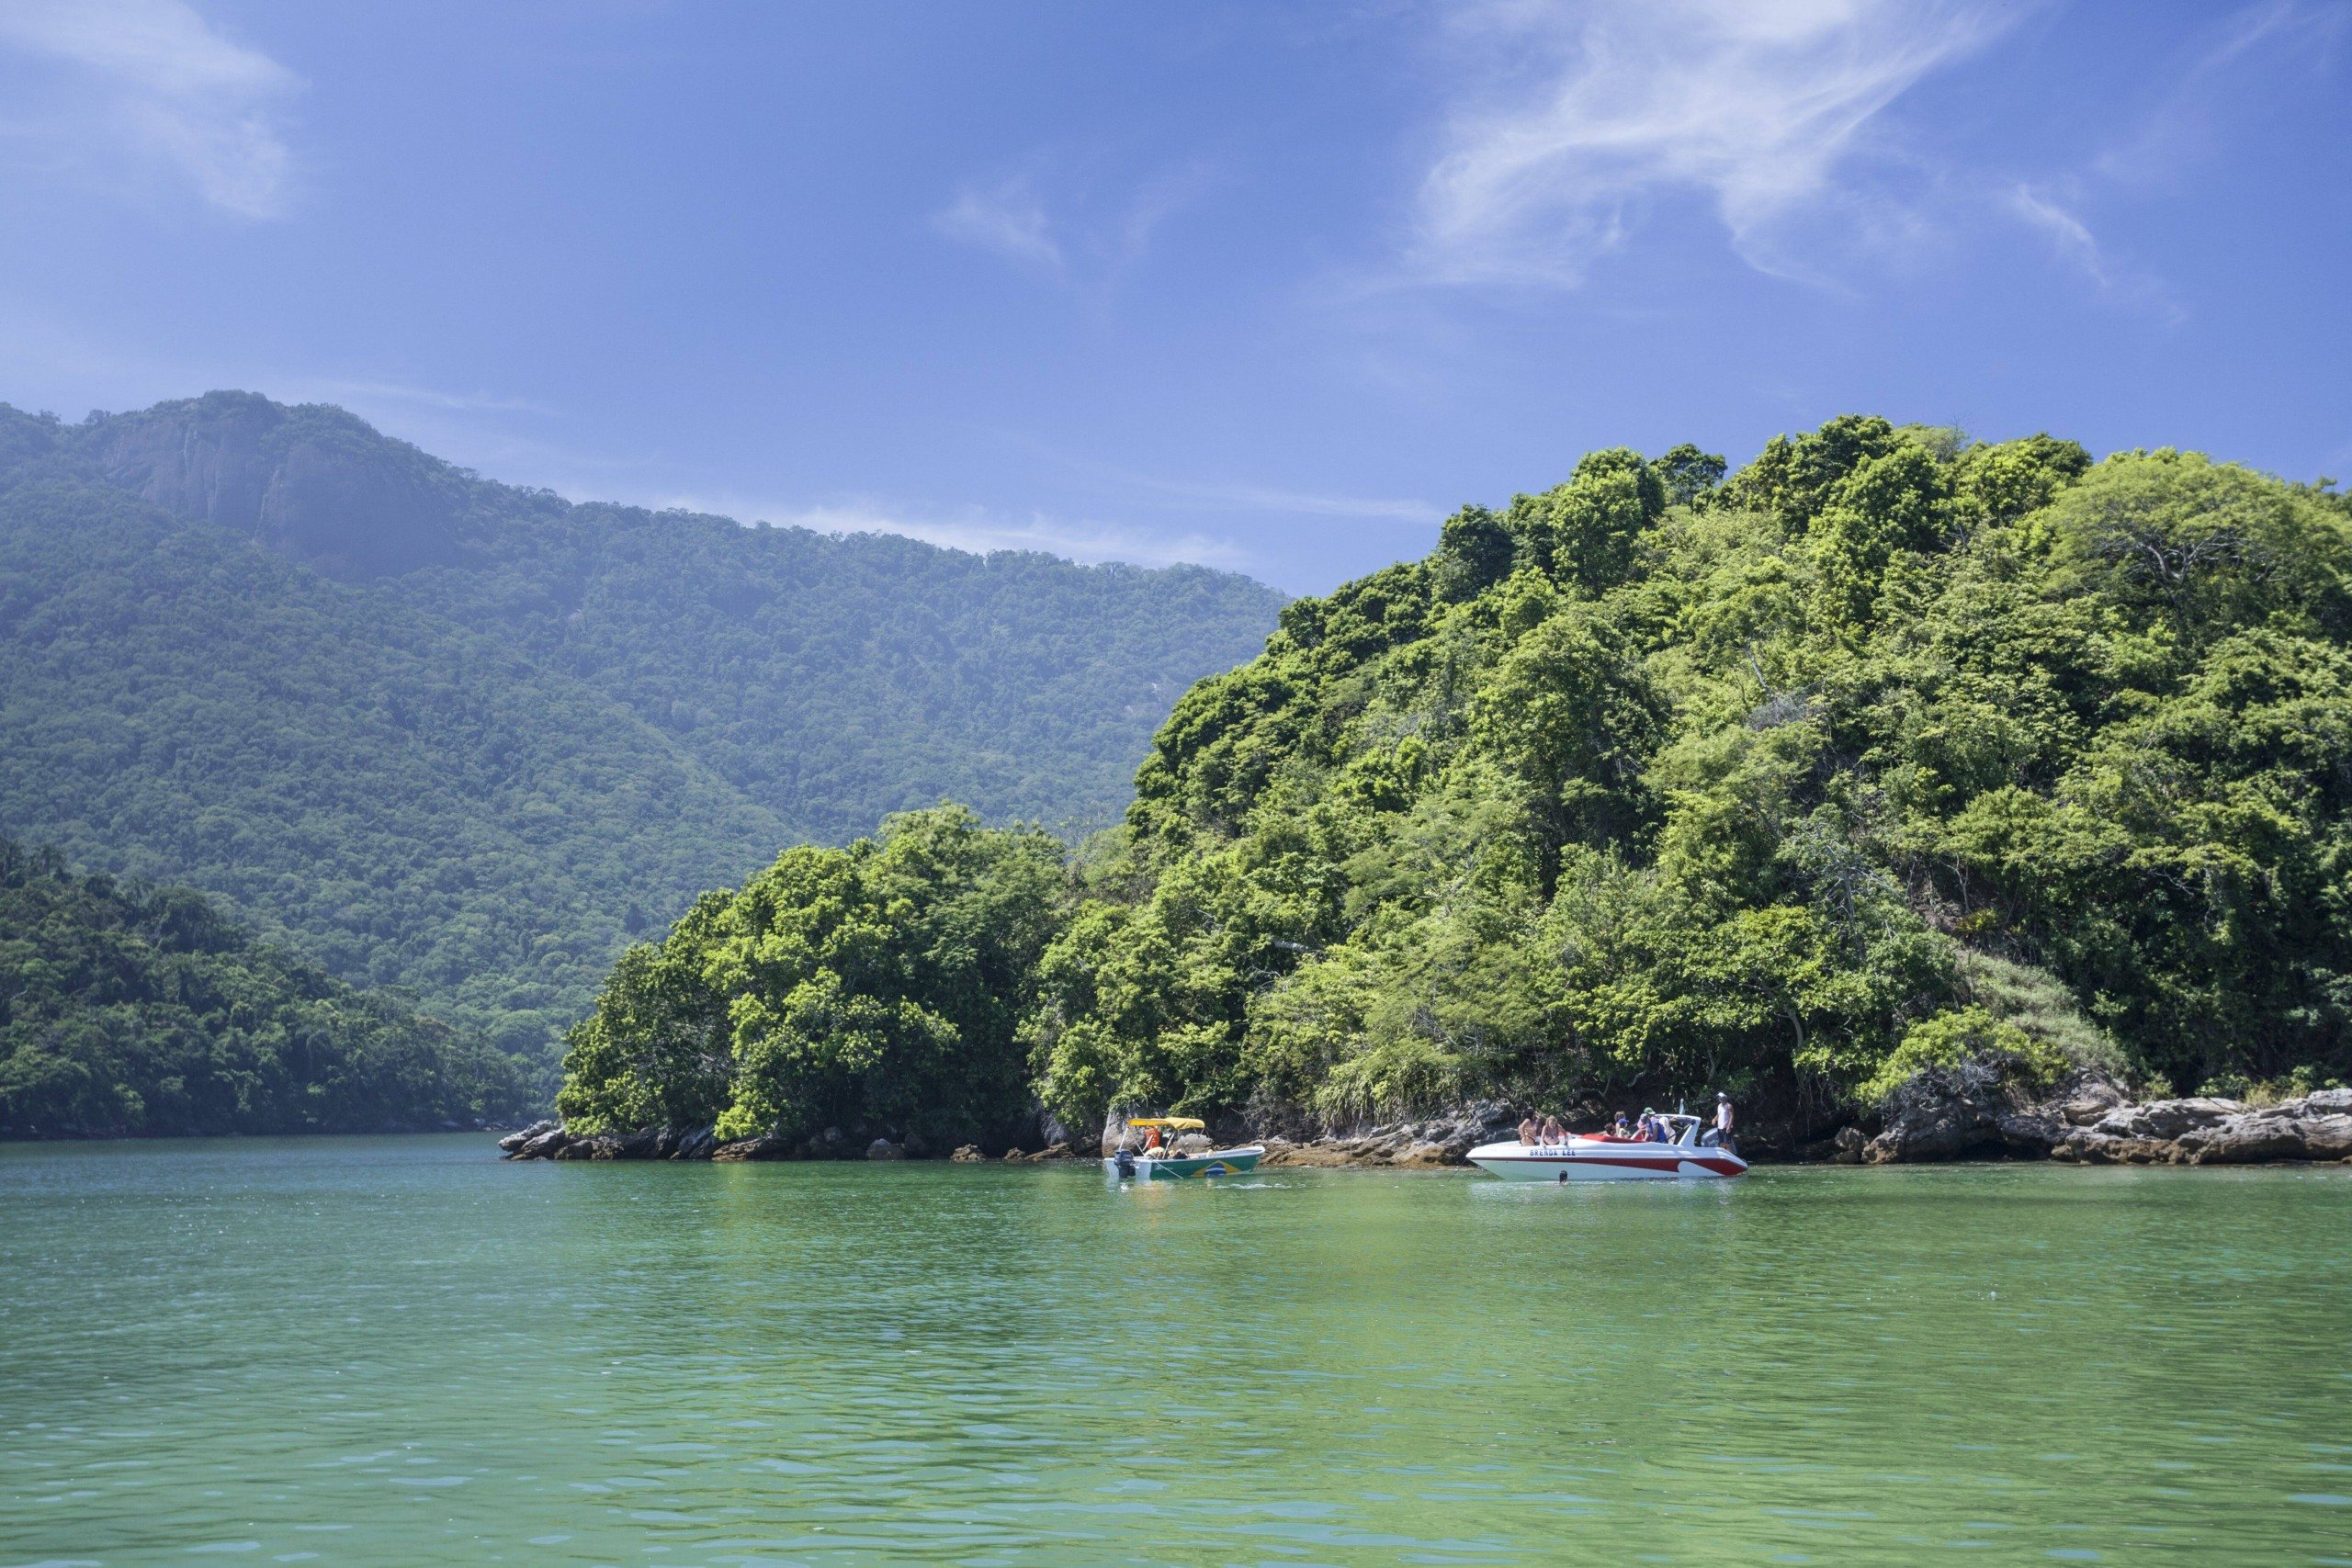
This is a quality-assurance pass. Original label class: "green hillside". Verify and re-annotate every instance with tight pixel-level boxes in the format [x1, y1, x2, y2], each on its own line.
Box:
[0, 836, 528, 1137]
[559, 419, 2352, 1146]
[74, 393, 1287, 841]
[0, 395, 1282, 1059]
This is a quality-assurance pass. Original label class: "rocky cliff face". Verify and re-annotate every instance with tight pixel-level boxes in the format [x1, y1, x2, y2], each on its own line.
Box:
[1860, 1069, 2352, 1167]
[83, 391, 466, 579]
[2051, 1089, 2352, 1165]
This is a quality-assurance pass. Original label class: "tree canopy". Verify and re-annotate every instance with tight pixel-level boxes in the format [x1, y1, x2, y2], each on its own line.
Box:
[558, 418, 2352, 1145]
[558, 807, 1065, 1149]
[0, 836, 528, 1136]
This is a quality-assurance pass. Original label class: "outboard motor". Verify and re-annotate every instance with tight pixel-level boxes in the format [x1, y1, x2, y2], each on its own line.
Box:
[1113, 1147, 1136, 1179]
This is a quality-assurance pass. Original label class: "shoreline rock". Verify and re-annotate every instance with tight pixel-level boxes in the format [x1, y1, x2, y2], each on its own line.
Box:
[498, 1089, 2351, 1169]
[501, 1120, 1093, 1164]
[1259, 1101, 1521, 1169]
[2051, 1089, 2352, 1166]
[1862, 1069, 2352, 1167]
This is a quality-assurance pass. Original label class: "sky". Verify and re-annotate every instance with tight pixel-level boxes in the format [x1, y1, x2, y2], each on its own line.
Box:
[0, 1, 2346, 594]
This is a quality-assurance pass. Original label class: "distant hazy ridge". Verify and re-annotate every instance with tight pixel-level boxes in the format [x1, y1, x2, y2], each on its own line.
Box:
[0, 392, 1283, 1056]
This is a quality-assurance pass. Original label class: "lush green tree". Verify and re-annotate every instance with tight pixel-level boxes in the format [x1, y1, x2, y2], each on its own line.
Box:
[560, 807, 1066, 1147]
[0, 837, 527, 1136]
[565, 419, 2352, 1141]
[1031, 423, 2352, 1134]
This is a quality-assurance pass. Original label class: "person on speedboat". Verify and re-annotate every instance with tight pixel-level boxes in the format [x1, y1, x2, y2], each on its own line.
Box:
[1702, 1093, 1736, 1151]
[1637, 1109, 1665, 1142]
[1518, 1111, 1541, 1146]
[1542, 1113, 1566, 1145]
[1610, 1111, 1634, 1139]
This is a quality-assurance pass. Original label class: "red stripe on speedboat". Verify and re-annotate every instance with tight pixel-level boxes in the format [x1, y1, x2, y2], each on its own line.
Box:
[1480, 1154, 1745, 1176]
[1479, 1154, 1675, 1163]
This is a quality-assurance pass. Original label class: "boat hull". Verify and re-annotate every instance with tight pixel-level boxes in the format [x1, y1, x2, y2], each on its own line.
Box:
[1103, 1145, 1266, 1180]
[1468, 1140, 1746, 1181]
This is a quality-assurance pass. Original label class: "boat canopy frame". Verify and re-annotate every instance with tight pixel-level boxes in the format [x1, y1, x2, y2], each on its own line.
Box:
[1125, 1117, 1205, 1131]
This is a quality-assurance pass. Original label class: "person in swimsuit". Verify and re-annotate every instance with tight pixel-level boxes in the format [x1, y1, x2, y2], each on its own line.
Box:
[1541, 1113, 1566, 1145]
[1519, 1112, 1541, 1145]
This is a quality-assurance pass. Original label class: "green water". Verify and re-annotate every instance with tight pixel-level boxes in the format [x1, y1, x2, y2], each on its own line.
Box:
[2, 1140, 2347, 1566]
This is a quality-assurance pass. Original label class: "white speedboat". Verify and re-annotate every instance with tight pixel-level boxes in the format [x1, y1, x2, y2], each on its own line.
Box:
[1104, 1118, 1265, 1181]
[1468, 1113, 1746, 1181]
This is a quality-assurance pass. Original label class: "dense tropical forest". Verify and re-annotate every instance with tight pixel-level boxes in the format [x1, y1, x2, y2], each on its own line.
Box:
[0, 393, 1281, 1061]
[559, 418, 2352, 1147]
[0, 836, 527, 1137]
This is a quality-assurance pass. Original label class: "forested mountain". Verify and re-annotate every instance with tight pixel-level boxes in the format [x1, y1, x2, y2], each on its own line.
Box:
[0, 836, 528, 1136]
[558, 420, 2352, 1149]
[0, 393, 1282, 1058]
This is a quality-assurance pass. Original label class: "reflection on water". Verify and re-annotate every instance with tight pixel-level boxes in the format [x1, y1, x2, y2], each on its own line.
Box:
[2, 1138, 2347, 1565]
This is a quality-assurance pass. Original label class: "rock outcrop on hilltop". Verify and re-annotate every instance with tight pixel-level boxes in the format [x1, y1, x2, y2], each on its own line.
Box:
[85, 392, 468, 580]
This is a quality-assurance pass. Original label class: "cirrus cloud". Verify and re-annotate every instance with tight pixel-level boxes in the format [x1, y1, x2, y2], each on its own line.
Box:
[1411, 0, 2025, 287]
[0, 0, 299, 218]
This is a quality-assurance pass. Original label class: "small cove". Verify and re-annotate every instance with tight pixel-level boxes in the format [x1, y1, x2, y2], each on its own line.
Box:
[3, 1137, 2346, 1566]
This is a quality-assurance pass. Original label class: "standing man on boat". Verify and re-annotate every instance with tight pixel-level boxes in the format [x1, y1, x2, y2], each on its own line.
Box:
[1702, 1093, 1735, 1150]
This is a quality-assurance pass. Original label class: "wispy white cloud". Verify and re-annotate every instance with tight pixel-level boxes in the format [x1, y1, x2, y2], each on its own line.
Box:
[2003, 180, 2179, 321]
[2000, 2, 2339, 319]
[669, 496, 1247, 570]
[1136, 477, 1432, 523]
[0, 0, 298, 217]
[1039, 448, 1435, 523]
[2007, 185, 2101, 280]
[2091, 1, 2345, 190]
[1410, 0, 2022, 286]
[933, 155, 1216, 285]
[1111, 161, 1217, 270]
[933, 174, 1063, 272]
[308, 378, 557, 418]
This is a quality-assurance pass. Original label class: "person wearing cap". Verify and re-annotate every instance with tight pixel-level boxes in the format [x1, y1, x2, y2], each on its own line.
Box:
[1702, 1093, 1736, 1150]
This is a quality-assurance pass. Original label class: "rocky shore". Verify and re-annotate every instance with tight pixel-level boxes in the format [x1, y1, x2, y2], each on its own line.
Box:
[1254, 1102, 1523, 1168]
[501, 1082, 2352, 1169]
[1852, 1066, 2352, 1167]
[498, 1120, 1089, 1164]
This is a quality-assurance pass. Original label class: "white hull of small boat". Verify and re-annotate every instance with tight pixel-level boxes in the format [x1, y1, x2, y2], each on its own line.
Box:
[1469, 1136, 1746, 1182]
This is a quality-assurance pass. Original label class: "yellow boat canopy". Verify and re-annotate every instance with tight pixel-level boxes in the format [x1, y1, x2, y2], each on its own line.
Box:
[1126, 1117, 1205, 1131]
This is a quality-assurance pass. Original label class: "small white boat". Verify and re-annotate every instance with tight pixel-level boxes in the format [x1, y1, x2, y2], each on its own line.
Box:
[1104, 1117, 1265, 1181]
[1468, 1113, 1747, 1182]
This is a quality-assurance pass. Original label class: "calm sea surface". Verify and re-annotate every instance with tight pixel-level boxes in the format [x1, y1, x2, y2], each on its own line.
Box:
[2, 1137, 2347, 1567]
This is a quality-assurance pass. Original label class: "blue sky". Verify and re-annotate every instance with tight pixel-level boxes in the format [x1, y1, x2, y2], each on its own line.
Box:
[0, 1, 2346, 593]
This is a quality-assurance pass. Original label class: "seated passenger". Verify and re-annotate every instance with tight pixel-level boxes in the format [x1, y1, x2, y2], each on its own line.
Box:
[1519, 1112, 1540, 1145]
[1611, 1112, 1633, 1139]
[1541, 1113, 1566, 1145]
[1637, 1109, 1660, 1142]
